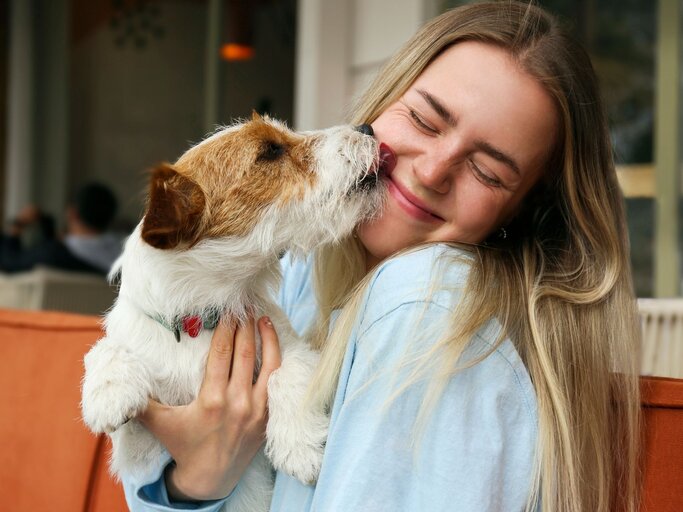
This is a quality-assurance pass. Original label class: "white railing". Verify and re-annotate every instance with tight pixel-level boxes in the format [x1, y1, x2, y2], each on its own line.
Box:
[638, 298, 683, 378]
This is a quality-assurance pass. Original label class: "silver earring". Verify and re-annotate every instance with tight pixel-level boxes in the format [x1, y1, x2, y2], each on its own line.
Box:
[498, 227, 507, 240]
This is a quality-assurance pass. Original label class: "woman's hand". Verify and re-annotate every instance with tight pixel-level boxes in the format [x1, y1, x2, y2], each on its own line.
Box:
[138, 316, 281, 502]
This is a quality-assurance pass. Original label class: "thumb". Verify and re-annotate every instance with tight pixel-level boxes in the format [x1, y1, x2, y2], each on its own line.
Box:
[137, 398, 176, 437]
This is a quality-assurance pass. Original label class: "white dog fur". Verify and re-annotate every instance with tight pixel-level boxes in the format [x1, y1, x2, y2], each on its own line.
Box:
[81, 115, 383, 511]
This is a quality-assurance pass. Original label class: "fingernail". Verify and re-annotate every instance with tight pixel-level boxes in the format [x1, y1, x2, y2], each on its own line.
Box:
[263, 316, 273, 327]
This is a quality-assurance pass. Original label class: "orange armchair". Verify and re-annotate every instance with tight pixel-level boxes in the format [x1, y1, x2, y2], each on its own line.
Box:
[0, 309, 127, 511]
[639, 376, 683, 511]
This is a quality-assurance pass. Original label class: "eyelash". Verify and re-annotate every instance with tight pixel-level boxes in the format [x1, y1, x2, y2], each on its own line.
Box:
[409, 109, 438, 134]
[468, 160, 502, 187]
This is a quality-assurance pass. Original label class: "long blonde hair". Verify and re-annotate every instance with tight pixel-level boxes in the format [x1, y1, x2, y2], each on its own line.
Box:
[308, 2, 641, 511]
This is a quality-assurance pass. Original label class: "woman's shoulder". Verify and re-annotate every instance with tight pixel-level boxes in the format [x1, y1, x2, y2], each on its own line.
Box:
[353, 244, 537, 424]
[359, 243, 472, 322]
[374, 243, 471, 278]
[467, 328, 538, 427]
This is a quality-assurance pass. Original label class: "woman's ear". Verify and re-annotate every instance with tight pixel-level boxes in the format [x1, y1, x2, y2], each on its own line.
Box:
[141, 164, 206, 249]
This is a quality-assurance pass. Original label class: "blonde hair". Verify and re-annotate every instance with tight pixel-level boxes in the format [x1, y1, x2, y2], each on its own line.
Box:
[308, 2, 641, 512]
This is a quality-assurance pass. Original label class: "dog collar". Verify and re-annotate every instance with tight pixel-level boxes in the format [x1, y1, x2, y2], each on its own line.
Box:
[149, 309, 221, 342]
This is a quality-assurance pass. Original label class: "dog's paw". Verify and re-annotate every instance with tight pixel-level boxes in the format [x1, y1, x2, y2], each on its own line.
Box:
[82, 393, 142, 434]
[265, 367, 328, 484]
[81, 372, 148, 433]
[81, 340, 151, 434]
[265, 425, 326, 485]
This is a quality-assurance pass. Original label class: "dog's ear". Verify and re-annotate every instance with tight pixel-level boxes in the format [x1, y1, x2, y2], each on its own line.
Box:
[251, 110, 263, 122]
[141, 164, 206, 250]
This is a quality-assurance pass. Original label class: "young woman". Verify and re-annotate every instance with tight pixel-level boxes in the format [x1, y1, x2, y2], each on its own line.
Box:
[127, 2, 641, 511]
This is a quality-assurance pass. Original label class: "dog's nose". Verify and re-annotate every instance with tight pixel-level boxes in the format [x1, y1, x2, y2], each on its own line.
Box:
[354, 124, 374, 137]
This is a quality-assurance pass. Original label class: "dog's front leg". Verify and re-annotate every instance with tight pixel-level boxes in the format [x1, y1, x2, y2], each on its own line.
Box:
[264, 330, 329, 485]
[81, 335, 153, 436]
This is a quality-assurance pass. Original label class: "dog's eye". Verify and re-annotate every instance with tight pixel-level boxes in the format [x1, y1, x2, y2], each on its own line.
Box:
[257, 141, 286, 162]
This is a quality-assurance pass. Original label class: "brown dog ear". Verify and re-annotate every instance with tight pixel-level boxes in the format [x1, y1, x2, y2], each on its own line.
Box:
[141, 164, 206, 250]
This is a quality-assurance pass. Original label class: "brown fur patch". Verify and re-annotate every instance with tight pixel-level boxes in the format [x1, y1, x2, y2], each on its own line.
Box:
[141, 164, 206, 249]
[171, 115, 318, 240]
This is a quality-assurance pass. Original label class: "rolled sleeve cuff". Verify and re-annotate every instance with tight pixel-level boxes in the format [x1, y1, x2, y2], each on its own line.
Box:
[126, 458, 228, 512]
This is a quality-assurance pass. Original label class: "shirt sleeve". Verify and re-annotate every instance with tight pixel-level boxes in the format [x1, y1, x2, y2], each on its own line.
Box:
[308, 254, 538, 511]
[122, 459, 228, 512]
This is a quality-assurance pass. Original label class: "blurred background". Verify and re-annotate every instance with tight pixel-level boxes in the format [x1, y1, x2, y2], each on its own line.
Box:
[0, 0, 680, 301]
[2, 4, 681, 508]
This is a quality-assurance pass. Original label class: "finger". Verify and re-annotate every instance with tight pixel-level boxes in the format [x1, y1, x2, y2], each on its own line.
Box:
[254, 316, 282, 405]
[138, 398, 172, 433]
[138, 399, 190, 455]
[229, 316, 257, 390]
[201, 318, 237, 394]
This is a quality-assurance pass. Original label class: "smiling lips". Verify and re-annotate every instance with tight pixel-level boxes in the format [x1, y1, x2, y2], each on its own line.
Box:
[379, 142, 444, 223]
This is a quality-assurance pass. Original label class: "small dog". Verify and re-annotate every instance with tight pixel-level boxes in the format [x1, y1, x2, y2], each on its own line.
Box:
[81, 114, 383, 511]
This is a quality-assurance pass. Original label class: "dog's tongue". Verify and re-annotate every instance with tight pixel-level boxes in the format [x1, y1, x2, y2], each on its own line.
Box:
[379, 143, 397, 175]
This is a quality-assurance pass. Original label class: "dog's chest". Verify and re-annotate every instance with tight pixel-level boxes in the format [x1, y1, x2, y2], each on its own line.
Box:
[107, 300, 214, 406]
[148, 328, 213, 406]
[111, 247, 271, 406]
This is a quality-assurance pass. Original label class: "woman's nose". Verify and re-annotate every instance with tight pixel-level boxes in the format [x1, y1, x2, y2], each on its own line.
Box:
[414, 154, 453, 194]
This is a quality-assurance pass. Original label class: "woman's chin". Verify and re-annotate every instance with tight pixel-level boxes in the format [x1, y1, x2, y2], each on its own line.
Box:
[357, 218, 416, 268]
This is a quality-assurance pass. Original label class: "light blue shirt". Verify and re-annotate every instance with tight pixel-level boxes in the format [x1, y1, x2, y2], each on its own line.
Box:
[125, 245, 538, 511]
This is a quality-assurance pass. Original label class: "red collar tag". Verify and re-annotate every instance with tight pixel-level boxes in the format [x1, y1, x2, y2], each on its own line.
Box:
[182, 315, 203, 338]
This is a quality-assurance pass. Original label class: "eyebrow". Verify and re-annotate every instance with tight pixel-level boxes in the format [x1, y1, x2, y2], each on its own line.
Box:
[474, 140, 521, 176]
[416, 88, 521, 176]
[417, 89, 456, 126]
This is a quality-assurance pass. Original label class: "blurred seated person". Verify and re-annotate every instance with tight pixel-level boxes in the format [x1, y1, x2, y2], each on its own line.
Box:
[0, 183, 122, 275]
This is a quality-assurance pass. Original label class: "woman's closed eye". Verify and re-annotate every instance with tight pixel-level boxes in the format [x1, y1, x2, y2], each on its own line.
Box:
[468, 160, 503, 188]
[408, 109, 439, 134]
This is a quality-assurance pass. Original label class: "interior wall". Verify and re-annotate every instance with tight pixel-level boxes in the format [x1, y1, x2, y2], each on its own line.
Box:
[295, 0, 426, 130]
[34, 0, 69, 224]
[69, 0, 207, 227]
[221, 0, 296, 125]
[0, 0, 8, 224]
[4, 0, 35, 222]
[349, 0, 424, 102]
[68, 0, 297, 228]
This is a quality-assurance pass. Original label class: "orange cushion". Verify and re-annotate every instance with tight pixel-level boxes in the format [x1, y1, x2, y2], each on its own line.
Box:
[87, 437, 130, 512]
[0, 309, 127, 511]
[639, 376, 683, 512]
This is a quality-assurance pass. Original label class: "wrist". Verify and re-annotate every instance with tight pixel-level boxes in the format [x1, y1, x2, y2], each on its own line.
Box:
[164, 460, 237, 503]
[164, 461, 202, 503]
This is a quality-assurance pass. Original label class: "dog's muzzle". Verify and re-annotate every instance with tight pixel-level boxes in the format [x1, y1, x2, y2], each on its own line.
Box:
[351, 123, 379, 191]
[354, 124, 374, 136]
[354, 170, 381, 191]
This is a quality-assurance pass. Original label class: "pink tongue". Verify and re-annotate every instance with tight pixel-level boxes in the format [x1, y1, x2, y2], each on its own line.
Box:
[379, 143, 396, 173]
